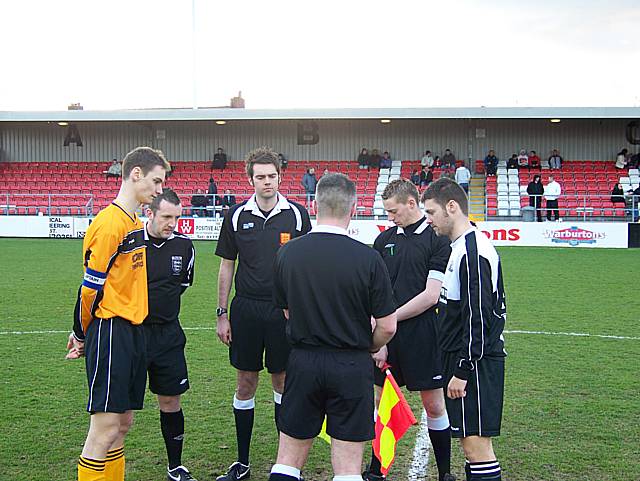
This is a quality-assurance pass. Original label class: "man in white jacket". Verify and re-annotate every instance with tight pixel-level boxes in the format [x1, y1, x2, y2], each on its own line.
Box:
[544, 175, 562, 221]
[455, 162, 471, 194]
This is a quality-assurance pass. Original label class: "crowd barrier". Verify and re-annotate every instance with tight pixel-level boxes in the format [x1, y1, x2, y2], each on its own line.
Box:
[0, 216, 633, 248]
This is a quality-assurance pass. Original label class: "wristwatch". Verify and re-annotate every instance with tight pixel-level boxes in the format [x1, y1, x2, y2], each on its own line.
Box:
[216, 307, 228, 317]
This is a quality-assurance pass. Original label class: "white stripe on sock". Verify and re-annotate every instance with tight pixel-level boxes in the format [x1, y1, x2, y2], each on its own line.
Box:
[233, 395, 255, 410]
[426, 412, 450, 431]
[270, 464, 300, 479]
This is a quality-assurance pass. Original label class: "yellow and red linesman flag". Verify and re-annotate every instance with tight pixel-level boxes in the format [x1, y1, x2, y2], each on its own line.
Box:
[373, 364, 417, 475]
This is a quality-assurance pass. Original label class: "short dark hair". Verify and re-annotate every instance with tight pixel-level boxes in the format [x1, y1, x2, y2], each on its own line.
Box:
[421, 177, 468, 216]
[149, 187, 181, 213]
[382, 178, 419, 204]
[122, 146, 171, 179]
[316, 173, 356, 218]
[245, 146, 281, 178]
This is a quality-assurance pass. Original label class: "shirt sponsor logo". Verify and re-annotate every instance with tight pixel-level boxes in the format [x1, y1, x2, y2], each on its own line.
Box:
[280, 232, 291, 245]
[544, 226, 605, 246]
[178, 218, 195, 235]
[242, 222, 254, 230]
[171, 256, 182, 275]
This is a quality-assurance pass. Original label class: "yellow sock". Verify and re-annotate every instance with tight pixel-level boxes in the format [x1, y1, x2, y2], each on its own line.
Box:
[78, 456, 106, 481]
[104, 447, 125, 481]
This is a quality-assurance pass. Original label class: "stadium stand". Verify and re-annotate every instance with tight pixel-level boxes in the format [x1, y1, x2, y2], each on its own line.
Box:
[0, 160, 379, 216]
[486, 160, 637, 219]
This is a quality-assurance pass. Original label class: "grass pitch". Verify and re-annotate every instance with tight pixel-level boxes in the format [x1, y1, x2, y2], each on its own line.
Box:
[0, 239, 638, 480]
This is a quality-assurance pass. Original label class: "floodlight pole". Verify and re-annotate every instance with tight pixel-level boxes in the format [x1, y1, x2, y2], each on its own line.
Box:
[191, 0, 197, 110]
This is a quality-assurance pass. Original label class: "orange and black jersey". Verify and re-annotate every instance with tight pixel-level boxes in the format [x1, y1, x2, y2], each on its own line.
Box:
[72, 203, 148, 341]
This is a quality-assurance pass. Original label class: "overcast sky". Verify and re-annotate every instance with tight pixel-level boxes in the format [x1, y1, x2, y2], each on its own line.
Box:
[1, 0, 638, 111]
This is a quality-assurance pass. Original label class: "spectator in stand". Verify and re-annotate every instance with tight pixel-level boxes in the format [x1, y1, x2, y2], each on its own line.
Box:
[529, 150, 541, 170]
[207, 176, 218, 216]
[442, 149, 456, 169]
[380, 151, 392, 169]
[106, 158, 122, 179]
[357, 148, 370, 170]
[433, 155, 442, 168]
[278, 153, 288, 171]
[548, 149, 563, 170]
[527, 174, 544, 222]
[322, 168, 330, 177]
[212, 147, 228, 170]
[610, 183, 626, 205]
[507, 154, 519, 170]
[420, 165, 434, 188]
[455, 161, 471, 194]
[190, 188, 208, 217]
[302, 167, 318, 208]
[544, 175, 562, 221]
[220, 189, 237, 217]
[421, 150, 434, 168]
[517, 149, 529, 169]
[369, 149, 382, 169]
[615, 149, 629, 169]
[484, 150, 498, 176]
[410, 169, 421, 186]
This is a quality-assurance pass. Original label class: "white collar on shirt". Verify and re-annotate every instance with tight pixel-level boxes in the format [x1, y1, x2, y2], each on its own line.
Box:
[243, 192, 290, 219]
[310, 224, 349, 236]
[397, 217, 430, 236]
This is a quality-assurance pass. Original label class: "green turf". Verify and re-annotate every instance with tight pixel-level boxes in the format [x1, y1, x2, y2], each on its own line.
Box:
[0, 240, 638, 480]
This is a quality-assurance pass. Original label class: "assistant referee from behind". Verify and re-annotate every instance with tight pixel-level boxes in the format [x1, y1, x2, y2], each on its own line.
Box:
[268, 173, 398, 481]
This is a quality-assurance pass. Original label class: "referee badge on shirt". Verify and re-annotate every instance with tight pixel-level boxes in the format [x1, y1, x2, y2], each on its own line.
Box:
[280, 232, 291, 245]
[171, 256, 183, 275]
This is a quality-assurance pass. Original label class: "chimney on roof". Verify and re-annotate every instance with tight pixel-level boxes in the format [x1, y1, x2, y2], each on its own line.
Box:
[230, 91, 245, 109]
[68, 103, 83, 111]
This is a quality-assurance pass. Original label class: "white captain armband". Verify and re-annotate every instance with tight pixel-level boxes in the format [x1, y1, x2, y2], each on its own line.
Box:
[82, 268, 107, 290]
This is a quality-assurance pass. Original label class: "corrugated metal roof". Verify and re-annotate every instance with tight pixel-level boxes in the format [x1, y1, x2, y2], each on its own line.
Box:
[1, 106, 639, 122]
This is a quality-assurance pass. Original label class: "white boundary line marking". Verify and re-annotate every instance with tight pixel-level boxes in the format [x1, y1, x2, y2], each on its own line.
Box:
[2, 326, 639, 340]
[408, 409, 430, 481]
[504, 329, 640, 341]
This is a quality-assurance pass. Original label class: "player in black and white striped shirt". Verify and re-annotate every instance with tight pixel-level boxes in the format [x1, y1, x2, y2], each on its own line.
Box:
[422, 178, 506, 481]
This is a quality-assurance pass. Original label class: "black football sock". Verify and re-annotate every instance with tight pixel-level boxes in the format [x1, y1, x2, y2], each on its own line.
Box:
[468, 460, 501, 480]
[160, 409, 184, 470]
[368, 447, 383, 475]
[233, 395, 255, 466]
[427, 413, 452, 481]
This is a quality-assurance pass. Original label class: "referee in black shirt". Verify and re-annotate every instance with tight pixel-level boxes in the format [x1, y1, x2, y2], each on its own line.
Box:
[215, 147, 311, 481]
[366, 179, 454, 481]
[268, 173, 397, 481]
[143, 189, 197, 481]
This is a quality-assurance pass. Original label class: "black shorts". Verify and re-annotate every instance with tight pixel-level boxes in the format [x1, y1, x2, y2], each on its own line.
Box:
[443, 352, 505, 438]
[278, 348, 375, 442]
[374, 316, 444, 391]
[144, 322, 190, 396]
[229, 296, 290, 373]
[84, 317, 147, 414]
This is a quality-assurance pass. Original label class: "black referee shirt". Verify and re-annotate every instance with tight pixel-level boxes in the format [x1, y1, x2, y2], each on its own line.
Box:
[216, 193, 311, 301]
[273, 225, 396, 351]
[373, 217, 451, 319]
[145, 228, 195, 324]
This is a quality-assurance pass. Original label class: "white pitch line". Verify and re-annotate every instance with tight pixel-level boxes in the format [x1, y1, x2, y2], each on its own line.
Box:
[0, 326, 216, 335]
[504, 329, 640, 341]
[2, 326, 639, 340]
[408, 409, 431, 481]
